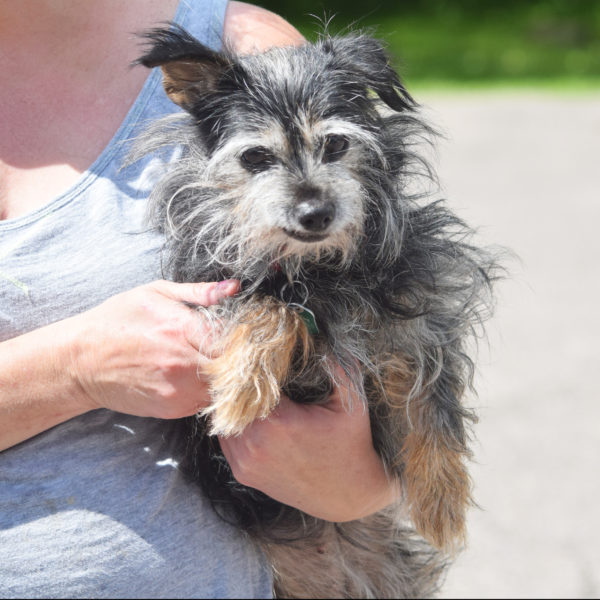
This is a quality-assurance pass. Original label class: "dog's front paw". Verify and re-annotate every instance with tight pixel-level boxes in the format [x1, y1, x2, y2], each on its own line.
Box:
[201, 297, 311, 436]
[201, 338, 283, 436]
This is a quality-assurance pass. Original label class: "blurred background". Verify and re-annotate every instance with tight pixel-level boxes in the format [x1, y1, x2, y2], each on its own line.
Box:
[255, 1, 600, 598]
[260, 0, 600, 88]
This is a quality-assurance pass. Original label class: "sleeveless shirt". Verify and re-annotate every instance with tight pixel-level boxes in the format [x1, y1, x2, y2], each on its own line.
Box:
[0, 1, 272, 597]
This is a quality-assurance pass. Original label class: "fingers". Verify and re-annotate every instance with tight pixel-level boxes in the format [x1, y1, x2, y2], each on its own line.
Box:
[139, 280, 238, 353]
[156, 280, 240, 352]
[155, 279, 240, 307]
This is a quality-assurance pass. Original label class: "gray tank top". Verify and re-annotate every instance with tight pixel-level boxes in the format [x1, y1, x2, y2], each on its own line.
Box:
[0, 1, 272, 597]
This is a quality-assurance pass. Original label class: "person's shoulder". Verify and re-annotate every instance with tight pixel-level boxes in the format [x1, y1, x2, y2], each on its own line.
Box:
[223, 1, 305, 53]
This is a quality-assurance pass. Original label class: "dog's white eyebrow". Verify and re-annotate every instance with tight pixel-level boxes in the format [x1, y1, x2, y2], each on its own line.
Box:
[206, 124, 288, 166]
[309, 118, 387, 165]
[311, 118, 372, 140]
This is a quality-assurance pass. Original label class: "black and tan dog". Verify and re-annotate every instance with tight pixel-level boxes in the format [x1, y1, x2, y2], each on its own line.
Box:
[133, 26, 500, 598]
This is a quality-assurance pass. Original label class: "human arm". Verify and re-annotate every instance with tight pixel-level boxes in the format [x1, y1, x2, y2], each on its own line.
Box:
[0, 280, 238, 452]
[0, 2, 299, 454]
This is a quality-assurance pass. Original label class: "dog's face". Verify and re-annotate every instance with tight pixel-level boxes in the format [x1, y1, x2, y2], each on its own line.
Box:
[195, 92, 368, 261]
[139, 29, 418, 275]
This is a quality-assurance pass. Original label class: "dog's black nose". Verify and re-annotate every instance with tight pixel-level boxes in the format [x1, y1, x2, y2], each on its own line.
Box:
[295, 201, 336, 232]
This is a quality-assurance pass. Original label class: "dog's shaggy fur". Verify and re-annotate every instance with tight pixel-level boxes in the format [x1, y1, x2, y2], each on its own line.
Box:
[132, 26, 500, 598]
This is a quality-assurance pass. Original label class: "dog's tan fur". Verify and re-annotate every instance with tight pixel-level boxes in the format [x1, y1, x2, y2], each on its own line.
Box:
[402, 431, 471, 550]
[380, 355, 472, 550]
[202, 296, 311, 436]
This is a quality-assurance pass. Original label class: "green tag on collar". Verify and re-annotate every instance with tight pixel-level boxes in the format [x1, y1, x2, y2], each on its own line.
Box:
[289, 303, 319, 335]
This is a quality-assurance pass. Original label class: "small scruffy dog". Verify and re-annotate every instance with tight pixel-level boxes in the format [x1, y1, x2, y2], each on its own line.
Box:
[133, 26, 499, 599]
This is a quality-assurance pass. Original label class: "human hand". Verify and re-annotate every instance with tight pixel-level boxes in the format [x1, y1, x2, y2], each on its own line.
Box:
[68, 279, 239, 419]
[218, 367, 400, 522]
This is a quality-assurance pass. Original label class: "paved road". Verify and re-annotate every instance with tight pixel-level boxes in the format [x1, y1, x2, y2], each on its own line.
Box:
[413, 92, 600, 599]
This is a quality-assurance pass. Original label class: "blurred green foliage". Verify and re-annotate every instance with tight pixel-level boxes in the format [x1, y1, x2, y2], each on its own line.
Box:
[255, 0, 600, 88]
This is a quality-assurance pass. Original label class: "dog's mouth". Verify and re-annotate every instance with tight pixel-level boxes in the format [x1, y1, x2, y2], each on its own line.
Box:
[283, 229, 329, 243]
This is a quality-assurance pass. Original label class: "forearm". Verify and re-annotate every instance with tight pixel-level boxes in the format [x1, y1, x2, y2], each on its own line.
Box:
[0, 318, 90, 452]
[0, 280, 238, 453]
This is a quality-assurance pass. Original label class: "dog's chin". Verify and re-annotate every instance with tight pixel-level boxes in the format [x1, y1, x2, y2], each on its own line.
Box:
[283, 228, 330, 243]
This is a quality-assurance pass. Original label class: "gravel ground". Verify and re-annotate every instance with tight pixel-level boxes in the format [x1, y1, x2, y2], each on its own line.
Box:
[413, 92, 600, 599]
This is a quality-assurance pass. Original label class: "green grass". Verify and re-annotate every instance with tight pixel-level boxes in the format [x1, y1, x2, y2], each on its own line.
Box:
[257, 1, 600, 90]
[377, 16, 599, 87]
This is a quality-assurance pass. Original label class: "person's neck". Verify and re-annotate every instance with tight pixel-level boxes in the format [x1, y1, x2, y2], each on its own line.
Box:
[0, 0, 179, 221]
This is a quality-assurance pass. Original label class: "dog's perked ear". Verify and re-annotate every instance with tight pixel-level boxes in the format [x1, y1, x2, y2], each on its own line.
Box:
[323, 35, 416, 112]
[136, 24, 235, 110]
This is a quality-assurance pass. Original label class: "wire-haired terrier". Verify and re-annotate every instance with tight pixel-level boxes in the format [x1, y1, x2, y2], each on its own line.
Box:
[133, 25, 500, 598]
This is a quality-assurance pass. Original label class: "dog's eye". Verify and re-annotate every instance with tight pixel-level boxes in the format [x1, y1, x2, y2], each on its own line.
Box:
[240, 147, 276, 173]
[322, 135, 349, 163]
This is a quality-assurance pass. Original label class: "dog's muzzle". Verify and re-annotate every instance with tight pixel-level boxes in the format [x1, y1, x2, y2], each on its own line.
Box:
[287, 200, 336, 241]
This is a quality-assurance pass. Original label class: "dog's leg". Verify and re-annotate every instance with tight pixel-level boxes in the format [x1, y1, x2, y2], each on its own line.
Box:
[379, 354, 474, 551]
[201, 296, 311, 436]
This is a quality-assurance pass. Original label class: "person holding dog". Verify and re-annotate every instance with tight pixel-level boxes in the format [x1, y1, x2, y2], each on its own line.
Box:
[0, 1, 397, 597]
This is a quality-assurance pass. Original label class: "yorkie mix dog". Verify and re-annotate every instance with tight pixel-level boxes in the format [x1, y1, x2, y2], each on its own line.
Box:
[133, 25, 499, 598]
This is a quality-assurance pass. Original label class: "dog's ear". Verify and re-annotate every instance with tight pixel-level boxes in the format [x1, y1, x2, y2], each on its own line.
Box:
[323, 35, 416, 112]
[136, 25, 235, 110]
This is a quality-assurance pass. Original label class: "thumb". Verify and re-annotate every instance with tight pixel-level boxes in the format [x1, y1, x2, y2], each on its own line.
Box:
[155, 279, 240, 307]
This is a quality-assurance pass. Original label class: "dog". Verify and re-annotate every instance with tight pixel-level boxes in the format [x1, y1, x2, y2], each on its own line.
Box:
[132, 25, 499, 598]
